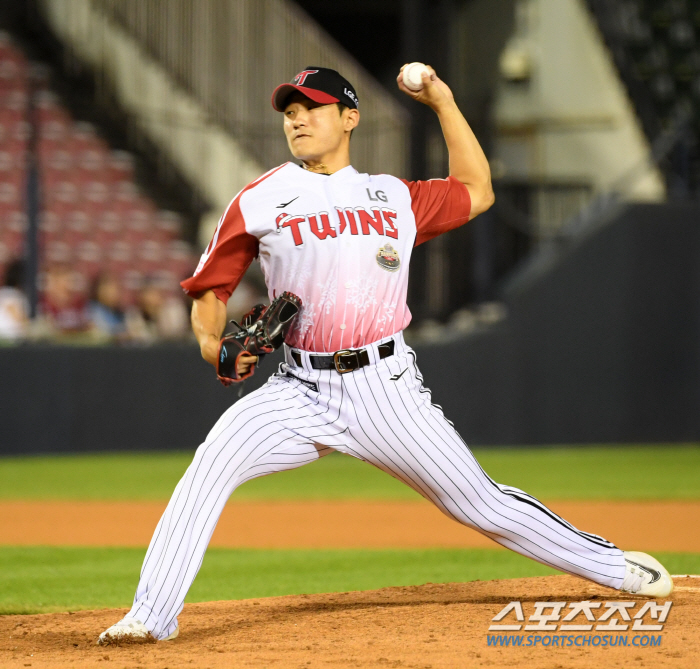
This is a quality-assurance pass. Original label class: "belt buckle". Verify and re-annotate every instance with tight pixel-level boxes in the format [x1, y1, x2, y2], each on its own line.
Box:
[333, 349, 358, 374]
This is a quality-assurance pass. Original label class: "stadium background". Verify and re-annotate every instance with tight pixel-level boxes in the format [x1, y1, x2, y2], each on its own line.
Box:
[0, 0, 698, 666]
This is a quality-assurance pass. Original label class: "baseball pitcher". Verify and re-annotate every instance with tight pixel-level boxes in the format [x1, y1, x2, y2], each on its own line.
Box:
[98, 65, 673, 644]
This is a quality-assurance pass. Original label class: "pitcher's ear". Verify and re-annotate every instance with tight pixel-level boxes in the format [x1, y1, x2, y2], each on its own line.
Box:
[345, 108, 360, 131]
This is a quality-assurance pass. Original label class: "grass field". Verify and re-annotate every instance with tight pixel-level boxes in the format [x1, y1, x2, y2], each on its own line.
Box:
[1, 444, 699, 501]
[1, 445, 699, 615]
[1, 546, 699, 615]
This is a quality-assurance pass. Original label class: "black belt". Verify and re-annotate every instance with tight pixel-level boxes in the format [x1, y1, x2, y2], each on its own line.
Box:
[291, 340, 395, 374]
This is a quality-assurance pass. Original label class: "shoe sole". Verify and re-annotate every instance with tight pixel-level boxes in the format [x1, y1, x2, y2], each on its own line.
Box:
[98, 627, 179, 646]
[97, 631, 156, 646]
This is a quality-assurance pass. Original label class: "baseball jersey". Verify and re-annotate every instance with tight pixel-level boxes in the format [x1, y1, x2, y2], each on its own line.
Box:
[181, 162, 471, 352]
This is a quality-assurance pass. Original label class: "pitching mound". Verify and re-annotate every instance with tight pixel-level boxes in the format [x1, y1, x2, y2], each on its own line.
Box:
[1, 575, 698, 668]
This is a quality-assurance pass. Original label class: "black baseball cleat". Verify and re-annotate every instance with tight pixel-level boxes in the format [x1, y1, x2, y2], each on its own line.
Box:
[619, 551, 674, 597]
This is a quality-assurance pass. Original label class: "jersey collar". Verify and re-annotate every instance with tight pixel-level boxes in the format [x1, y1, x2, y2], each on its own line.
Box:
[295, 164, 359, 180]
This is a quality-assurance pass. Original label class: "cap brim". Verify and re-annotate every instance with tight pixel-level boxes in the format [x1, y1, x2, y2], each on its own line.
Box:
[271, 84, 339, 111]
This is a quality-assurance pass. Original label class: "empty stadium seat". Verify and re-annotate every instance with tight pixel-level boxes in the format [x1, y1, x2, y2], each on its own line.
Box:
[0, 32, 196, 309]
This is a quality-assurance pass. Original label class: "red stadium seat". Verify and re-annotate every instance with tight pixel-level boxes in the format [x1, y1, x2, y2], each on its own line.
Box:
[41, 201, 73, 222]
[6, 118, 29, 144]
[0, 57, 26, 89]
[76, 147, 107, 173]
[154, 210, 183, 241]
[82, 179, 110, 206]
[44, 239, 72, 264]
[0, 179, 22, 208]
[1, 234, 22, 256]
[0, 128, 26, 155]
[95, 209, 122, 241]
[165, 239, 196, 278]
[75, 239, 104, 279]
[135, 239, 164, 273]
[3, 209, 26, 233]
[0, 35, 194, 313]
[38, 210, 63, 242]
[0, 110, 29, 152]
[124, 204, 154, 238]
[63, 207, 97, 244]
[41, 148, 73, 171]
[0, 148, 18, 172]
[106, 239, 134, 273]
[113, 180, 139, 204]
[39, 118, 70, 144]
[1, 88, 28, 112]
[44, 178, 80, 207]
[107, 150, 135, 180]
[0, 210, 24, 255]
[70, 121, 109, 155]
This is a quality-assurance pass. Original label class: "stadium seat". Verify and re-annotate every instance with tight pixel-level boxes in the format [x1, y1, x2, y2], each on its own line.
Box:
[0, 32, 196, 304]
[155, 210, 183, 241]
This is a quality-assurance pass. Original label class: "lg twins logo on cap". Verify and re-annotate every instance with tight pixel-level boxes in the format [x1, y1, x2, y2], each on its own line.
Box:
[293, 70, 319, 85]
[344, 88, 358, 105]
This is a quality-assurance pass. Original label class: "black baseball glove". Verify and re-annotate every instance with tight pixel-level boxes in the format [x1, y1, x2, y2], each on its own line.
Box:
[217, 291, 302, 385]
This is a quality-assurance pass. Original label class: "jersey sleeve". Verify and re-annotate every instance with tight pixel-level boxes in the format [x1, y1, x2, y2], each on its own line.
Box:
[401, 176, 472, 246]
[180, 194, 258, 303]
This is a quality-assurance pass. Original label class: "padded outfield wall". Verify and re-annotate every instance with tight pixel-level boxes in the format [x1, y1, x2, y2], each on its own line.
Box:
[1, 203, 699, 454]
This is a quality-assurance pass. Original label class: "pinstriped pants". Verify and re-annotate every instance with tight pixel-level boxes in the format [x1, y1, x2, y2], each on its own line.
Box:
[130, 332, 626, 639]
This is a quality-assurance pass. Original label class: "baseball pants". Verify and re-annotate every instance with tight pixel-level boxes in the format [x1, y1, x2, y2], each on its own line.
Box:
[129, 332, 626, 639]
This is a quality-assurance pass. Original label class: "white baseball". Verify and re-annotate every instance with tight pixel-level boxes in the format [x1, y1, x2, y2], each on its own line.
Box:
[402, 62, 429, 92]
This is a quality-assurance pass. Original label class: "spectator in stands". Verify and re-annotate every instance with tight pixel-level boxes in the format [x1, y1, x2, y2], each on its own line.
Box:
[0, 259, 28, 341]
[40, 264, 90, 337]
[89, 272, 127, 342]
[126, 278, 189, 342]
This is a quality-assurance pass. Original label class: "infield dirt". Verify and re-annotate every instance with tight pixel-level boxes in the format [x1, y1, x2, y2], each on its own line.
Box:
[2, 499, 700, 550]
[0, 575, 697, 668]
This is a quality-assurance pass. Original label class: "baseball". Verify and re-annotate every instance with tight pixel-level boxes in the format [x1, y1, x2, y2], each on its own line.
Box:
[402, 62, 429, 91]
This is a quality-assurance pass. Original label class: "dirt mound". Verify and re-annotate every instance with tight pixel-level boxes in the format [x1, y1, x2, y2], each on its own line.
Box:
[1, 575, 698, 668]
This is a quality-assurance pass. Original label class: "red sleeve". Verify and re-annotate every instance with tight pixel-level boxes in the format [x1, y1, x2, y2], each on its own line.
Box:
[401, 175, 472, 246]
[180, 195, 258, 303]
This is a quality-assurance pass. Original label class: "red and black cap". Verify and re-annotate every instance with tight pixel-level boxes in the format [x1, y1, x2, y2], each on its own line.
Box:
[271, 66, 359, 112]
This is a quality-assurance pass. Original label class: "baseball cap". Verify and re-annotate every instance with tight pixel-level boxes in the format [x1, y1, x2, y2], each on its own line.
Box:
[271, 66, 359, 112]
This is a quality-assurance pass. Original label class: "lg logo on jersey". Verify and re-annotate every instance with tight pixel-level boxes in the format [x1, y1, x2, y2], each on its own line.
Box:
[275, 207, 398, 246]
[366, 188, 387, 202]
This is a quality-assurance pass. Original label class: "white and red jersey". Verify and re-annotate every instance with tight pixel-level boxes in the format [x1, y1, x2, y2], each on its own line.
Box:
[181, 162, 471, 352]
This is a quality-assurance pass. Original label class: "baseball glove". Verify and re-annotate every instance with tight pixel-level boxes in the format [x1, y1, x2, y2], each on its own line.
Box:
[217, 291, 302, 385]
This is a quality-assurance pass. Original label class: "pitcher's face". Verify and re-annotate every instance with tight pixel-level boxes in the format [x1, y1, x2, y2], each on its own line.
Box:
[283, 94, 355, 161]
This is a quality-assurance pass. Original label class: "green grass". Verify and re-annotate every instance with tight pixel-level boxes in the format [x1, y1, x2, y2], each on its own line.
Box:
[478, 445, 700, 500]
[1, 546, 698, 615]
[2, 546, 558, 614]
[0, 445, 698, 502]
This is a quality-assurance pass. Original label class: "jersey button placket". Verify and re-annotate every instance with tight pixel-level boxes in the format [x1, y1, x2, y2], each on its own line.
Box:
[325, 179, 345, 349]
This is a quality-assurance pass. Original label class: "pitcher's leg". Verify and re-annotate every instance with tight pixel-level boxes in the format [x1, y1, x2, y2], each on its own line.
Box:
[341, 358, 625, 590]
[129, 381, 332, 639]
